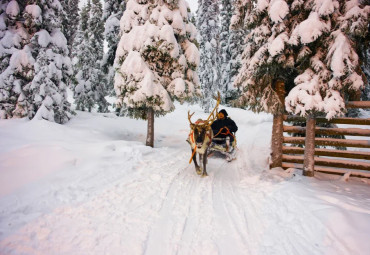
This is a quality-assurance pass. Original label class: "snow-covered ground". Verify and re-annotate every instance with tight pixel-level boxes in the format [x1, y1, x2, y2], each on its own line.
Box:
[0, 103, 369, 255]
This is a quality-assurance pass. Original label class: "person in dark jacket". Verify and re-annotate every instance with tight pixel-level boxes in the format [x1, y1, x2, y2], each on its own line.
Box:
[211, 109, 238, 144]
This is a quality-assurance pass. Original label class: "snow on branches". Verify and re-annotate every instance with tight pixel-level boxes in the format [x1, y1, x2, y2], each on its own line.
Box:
[114, 0, 200, 119]
[0, 0, 72, 123]
[197, 0, 220, 112]
[232, 0, 369, 119]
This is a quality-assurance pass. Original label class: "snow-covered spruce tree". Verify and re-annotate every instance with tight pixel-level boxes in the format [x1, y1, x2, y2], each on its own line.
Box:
[219, 0, 232, 99]
[73, 2, 92, 111]
[231, 0, 297, 113]
[196, 0, 220, 112]
[73, 0, 109, 112]
[114, 0, 200, 147]
[219, 0, 245, 104]
[61, 0, 80, 58]
[102, 0, 125, 96]
[89, 0, 108, 112]
[0, 0, 35, 119]
[285, 1, 369, 120]
[28, 0, 73, 123]
[232, 0, 369, 120]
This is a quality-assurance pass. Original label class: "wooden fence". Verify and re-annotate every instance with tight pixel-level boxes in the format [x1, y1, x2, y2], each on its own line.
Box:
[270, 101, 370, 178]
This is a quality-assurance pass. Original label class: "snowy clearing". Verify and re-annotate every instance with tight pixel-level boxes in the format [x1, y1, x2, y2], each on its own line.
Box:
[0, 103, 369, 255]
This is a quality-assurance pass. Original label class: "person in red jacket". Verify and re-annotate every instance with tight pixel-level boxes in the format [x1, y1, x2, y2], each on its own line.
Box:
[211, 109, 238, 145]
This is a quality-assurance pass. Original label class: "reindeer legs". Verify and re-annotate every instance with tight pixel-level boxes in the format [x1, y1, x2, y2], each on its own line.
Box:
[192, 149, 202, 175]
[192, 150, 208, 177]
[201, 150, 208, 177]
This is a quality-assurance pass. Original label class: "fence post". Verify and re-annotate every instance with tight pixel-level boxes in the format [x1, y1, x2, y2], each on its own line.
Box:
[270, 80, 285, 168]
[303, 114, 316, 176]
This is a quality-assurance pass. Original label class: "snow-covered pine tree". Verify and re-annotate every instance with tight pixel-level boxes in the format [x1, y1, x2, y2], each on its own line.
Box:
[73, 1, 92, 111]
[89, 0, 108, 112]
[219, 0, 245, 104]
[0, 0, 35, 119]
[114, 0, 200, 147]
[231, 0, 297, 113]
[28, 0, 73, 123]
[61, 0, 79, 58]
[102, 0, 125, 96]
[196, 0, 220, 112]
[219, 0, 232, 98]
[285, 0, 369, 119]
[232, 0, 369, 119]
[73, 0, 109, 112]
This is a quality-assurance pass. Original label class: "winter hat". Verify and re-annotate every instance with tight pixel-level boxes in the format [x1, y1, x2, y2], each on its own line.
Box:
[219, 109, 228, 117]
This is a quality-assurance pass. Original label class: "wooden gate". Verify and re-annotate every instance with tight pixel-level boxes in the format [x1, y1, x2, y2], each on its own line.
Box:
[270, 101, 370, 178]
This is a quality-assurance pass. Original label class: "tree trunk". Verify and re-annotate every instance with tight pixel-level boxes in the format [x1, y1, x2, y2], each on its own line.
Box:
[303, 114, 316, 177]
[270, 80, 285, 168]
[146, 107, 154, 147]
[270, 114, 284, 168]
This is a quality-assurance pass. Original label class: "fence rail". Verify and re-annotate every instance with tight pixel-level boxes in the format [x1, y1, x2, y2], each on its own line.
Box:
[283, 126, 370, 136]
[271, 101, 370, 179]
[282, 146, 370, 160]
[283, 115, 370, 125]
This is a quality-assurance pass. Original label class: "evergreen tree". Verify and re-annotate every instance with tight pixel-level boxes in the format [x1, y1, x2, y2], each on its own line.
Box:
[219, 0, 244, 104]
[219, 0, 232, 97]
[73, 1, 92, 111]
[89, 0, 108, 112]
[61, 0, 79, 58]
[73, 0, 108, 112]
[232, 0, 369, 120]
[196, 0, 220, 112]
[285, 1, 369, 119]
[1, 0, 73, 123]
[0, 0, 35, 119]
[28, 0, 73, 123]
[102, 0, 125, 96]
[231, 0, 297, 113]
[115, 0, 200, 147]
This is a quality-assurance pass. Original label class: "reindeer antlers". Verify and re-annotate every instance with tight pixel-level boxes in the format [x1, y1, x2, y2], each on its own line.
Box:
[207, 92, 221, 125]
[188, 92, 220, 126]
[188, 111, 195, 125]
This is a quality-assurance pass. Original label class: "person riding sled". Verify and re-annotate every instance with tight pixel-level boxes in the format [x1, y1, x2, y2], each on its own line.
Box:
[211, 109, 238, 151]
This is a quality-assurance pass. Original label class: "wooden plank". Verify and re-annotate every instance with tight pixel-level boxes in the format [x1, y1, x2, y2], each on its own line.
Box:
[346, 101, 370, 109]
[283, 137, 370, 148]
[281, 162, 370, 178]
[284, 115, 370, 125]
[282, 146, 370, 160]
[283, 155, 370, 170]
[283, 126, 370, 136]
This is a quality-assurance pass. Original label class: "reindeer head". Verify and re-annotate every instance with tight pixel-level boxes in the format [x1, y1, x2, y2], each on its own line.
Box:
[187, 92, 220, 153]
[188, 112, 215, 150]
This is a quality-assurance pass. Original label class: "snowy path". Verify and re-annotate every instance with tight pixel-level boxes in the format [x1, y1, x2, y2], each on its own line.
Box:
[1, 104, 370, 255]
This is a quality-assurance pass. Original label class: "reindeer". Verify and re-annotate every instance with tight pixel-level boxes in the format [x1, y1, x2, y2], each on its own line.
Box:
[187, 94, 220, 177]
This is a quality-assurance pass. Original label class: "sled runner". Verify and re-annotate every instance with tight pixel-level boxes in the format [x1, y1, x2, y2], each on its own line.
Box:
[209, 134, 237, 162]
